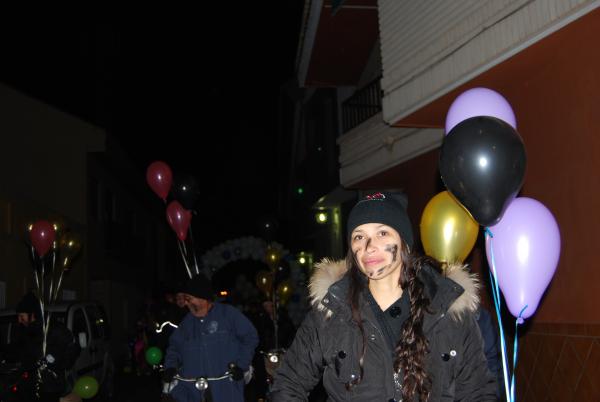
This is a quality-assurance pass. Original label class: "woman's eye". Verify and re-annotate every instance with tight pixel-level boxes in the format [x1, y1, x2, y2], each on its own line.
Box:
[353, 234, 363, 241]
[379, 230, 388, 237]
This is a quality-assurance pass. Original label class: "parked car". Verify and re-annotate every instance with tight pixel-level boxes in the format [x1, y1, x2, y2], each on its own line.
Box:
[0, 300, 114, 399]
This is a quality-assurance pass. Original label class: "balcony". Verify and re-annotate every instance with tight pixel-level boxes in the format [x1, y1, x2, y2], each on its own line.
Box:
[341, 77, 382, 134]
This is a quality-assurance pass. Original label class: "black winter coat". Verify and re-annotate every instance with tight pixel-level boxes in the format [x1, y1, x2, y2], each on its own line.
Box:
[271, 259, 498, 401]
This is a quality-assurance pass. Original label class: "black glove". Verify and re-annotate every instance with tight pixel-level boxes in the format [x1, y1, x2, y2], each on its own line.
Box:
[228, 363, 244, 381]
[161, 394, 177, 402]
[161, 367, 177, 383]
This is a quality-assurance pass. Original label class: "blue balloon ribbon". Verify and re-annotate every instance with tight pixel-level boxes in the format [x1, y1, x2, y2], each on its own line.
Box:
[485, 228, 512, 401]
[510, 305, 527, 402]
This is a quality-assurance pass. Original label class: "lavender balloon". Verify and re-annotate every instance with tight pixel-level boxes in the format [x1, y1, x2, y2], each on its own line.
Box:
[445, 87, 516, 134]
[485, 197, 560, 319]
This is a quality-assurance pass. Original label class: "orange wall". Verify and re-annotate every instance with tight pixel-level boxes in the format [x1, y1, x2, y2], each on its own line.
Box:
[359, 9, 600, 324]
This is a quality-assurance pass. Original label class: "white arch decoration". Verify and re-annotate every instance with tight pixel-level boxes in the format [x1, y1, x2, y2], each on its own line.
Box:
[200, 236, 289, 277]
[199, 236, 309, 326]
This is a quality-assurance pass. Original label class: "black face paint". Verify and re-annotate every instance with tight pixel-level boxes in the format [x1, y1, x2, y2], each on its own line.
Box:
[384, 244, 398, 262]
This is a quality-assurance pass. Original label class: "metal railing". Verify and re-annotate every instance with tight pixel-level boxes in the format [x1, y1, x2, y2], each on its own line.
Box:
[341, 77, 382, 133]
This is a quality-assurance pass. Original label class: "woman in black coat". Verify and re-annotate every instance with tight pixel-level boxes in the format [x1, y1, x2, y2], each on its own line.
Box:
[271, 192, 497, 401]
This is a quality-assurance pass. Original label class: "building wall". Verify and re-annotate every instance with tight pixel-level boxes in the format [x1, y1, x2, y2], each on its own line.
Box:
[0, 84, 105, 307]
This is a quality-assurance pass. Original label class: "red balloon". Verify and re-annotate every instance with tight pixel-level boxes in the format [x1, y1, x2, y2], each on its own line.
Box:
[166, 201, 191, 241]
[146, 161, 173, 201]
[29, 220, 56, 257]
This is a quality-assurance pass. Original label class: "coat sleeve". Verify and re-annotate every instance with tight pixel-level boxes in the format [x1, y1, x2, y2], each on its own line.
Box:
[164, 323, 183, 369]
[231, 307, 259, 371]
[270, 310, 325, 402]
[455, 313, 499, 401]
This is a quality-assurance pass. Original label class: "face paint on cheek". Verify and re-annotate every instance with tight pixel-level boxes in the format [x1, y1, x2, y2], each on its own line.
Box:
[384, 244, 399, 262]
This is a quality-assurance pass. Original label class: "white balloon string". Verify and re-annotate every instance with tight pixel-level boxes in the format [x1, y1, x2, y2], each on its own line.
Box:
[177, 240, 193, 279]
[187, 227, 200, 275]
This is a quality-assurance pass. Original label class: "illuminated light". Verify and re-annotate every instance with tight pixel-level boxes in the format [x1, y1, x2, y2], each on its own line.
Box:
[479, 157, 488, 168]
[296, 187, 304, 195]
[299, 257, 306, 264]
[316, 212, 328, 224]
[269, 354, 279, 363]
[219, 290, 228, 297]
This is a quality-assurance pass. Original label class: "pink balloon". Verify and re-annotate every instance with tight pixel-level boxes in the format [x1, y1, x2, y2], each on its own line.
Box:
[445, 87, 516, 134]
[30, 220, 56, 257]
[166, 201, 191, 241]
[485, 197, 560, 319]
[146, 161, 173, 201]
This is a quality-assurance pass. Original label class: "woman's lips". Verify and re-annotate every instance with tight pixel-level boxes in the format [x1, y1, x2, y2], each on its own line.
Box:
[363, 258, 384, 267]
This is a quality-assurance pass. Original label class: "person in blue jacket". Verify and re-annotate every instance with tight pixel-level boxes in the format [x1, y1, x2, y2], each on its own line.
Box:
[163, 273, 259, 402]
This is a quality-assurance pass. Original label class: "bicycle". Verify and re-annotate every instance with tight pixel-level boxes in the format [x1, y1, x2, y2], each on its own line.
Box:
[159, 362, 246, 402]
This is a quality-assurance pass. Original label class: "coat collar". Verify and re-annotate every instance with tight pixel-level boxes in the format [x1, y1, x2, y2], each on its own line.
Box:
[308, 258, 480, 322]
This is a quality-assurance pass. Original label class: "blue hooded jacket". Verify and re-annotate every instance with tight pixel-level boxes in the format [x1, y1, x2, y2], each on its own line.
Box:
[165, 302, 259, 402]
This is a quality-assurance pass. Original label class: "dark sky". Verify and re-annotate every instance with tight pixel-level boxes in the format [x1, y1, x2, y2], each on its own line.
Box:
[0, 5, 304, 247]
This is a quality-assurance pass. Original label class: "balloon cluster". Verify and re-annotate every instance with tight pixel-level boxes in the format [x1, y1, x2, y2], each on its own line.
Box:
[146, 161, 201, 278]
[428, 87, 561, 401]
[255, 245, 293, 306]
[26, 219, 83, 394]
[434, 87, 560, 320]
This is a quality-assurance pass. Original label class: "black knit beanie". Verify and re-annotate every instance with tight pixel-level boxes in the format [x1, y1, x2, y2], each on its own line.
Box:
[184, 273, 214, 301]
[347, 191, 414, 248]
[16, 292, 42, 318]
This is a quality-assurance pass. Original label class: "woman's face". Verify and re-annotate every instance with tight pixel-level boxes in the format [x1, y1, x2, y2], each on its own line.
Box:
[351, 223, 403, 280]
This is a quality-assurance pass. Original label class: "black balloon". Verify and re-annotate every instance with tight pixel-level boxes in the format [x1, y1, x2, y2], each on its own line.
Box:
[172, 175, 201, 210]
[273, 260, 290, 286]
[439, 116, 526, 227]
[257, 215, 279, 242]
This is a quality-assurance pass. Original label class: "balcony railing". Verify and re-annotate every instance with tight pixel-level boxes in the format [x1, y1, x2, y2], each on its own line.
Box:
[341, 77, 382, 134]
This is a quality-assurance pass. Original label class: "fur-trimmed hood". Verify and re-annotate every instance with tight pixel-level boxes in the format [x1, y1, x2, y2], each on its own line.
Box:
[308, 258, 480, 321]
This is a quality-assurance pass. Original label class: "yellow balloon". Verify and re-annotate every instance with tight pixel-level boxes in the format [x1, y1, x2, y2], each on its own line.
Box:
[420, 191, 479, 263]
[265, 245, 281, 268]
[59, 232, 82, 271]
[276, 280, 293, 306]
[255, 270, 273, 296]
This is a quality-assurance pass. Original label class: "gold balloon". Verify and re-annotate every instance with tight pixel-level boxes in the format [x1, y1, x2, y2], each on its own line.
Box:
[276, 280, 293, 306]
[255, 270, 273, 296]
[420, 191, 479, 264]
[51, 217, 68, 250]
[59, 232, 82, 270]
[265, 245, 281, 268]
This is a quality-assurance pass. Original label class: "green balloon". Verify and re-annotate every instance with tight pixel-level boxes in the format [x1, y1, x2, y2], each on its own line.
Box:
[74, 375, 99, 399]
[145, 346, 163, 365]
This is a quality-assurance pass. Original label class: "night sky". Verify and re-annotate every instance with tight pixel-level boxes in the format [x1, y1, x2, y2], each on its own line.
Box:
[0, 5, 305, 247]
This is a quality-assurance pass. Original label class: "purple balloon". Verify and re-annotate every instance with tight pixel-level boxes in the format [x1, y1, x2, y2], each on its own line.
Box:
[445, 87, 516, 134]
[485, 197, 560, 319]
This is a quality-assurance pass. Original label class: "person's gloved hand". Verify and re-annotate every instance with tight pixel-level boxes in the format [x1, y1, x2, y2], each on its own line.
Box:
[161, 367, 177, 383]
[228, 363, 244, 381]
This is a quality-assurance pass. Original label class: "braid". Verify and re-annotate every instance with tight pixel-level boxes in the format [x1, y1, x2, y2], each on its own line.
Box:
[346, 251, 366, 389]
[394, 243, 433, 401]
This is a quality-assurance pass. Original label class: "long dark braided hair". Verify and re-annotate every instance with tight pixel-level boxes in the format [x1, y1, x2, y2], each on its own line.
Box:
[346, 238, 433, 401]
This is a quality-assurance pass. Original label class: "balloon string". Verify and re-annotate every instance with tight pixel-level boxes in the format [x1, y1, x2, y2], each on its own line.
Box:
[177, 240, 193, 279]
[48, 247, 56, 305]
[510, 305, 527, 402]
[187, 227, 200, 275]
[484, 228, 511, 402]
